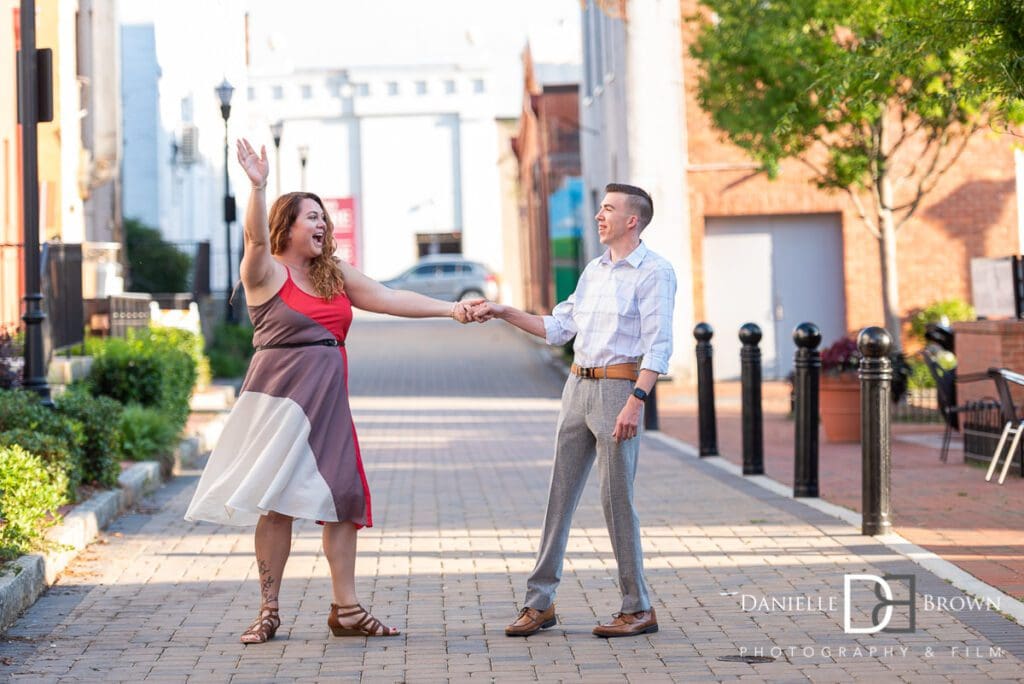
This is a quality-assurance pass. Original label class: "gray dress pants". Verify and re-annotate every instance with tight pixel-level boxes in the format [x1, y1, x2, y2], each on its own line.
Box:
[524, 375, 651, 614]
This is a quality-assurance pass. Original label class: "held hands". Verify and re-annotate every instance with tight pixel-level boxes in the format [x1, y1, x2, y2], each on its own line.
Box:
[450, 299, 484, 324]
[468, 301, 505, 323]
[236, 138, 270, 189]
[450, 300, 505, 324]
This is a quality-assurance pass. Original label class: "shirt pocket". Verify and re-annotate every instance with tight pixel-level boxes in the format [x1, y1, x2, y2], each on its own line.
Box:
[616, 294, 641, 338]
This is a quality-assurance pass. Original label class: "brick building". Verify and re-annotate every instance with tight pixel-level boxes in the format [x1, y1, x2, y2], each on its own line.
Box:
[511, 46, 584, 314]
[578, 0, 1020, 379]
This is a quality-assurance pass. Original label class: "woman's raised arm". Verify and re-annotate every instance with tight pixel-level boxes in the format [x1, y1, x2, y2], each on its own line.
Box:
[236, 138, 276, 291]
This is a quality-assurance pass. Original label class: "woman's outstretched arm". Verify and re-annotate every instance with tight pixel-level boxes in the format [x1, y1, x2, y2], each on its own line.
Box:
[339, 261, 477, 322]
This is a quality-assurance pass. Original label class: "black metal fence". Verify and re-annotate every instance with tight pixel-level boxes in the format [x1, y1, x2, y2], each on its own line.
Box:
[893, 388, 942, 423]
[84, 293, 151, 338]
[42, 241, 84, 351]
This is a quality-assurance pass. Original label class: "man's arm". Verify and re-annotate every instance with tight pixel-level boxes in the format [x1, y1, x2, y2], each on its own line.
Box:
[612, 369, 659, 443]
[471, 302, 547, 338]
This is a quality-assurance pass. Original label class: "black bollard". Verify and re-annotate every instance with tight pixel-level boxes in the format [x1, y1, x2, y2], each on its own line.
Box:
[859, 326, 893, 536]
[739, 323, 764, 475]
[644, 383, 660, 431]
[793, 323, 822, 497]
[694, 323, 718, 457]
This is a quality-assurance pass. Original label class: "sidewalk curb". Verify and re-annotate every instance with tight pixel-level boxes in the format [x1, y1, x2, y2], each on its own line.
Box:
[645, 430, 1024, 626]
[0, 458, 164, 633]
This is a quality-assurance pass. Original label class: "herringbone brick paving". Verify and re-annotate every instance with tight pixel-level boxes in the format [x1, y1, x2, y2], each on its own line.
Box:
[2, 318, 1022, 682]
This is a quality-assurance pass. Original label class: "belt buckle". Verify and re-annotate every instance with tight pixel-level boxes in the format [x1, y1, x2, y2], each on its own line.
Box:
[579, 366, 593, 379]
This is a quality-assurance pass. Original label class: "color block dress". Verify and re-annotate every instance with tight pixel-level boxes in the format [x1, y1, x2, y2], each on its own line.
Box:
[185, 269, 372, 527]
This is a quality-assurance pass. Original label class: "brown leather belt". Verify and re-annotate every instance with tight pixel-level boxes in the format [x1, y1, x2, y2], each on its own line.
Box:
[570, 362, 639, 381]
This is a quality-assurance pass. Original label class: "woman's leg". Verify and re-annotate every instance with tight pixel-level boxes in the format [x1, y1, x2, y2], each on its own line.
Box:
[254, 511, 294, 607]
[322, 521, 398, 635]
[322, 521, 358, 605]
[240, 511, 293, 643]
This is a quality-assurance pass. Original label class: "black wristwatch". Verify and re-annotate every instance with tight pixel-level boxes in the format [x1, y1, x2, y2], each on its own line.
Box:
[632, 387, 648, 401]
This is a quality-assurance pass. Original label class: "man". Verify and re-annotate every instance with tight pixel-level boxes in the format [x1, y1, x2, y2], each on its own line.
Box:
[471, 183, 676, 638]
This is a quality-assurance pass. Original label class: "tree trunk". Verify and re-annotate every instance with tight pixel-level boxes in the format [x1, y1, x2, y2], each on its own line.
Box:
[877, 173, 903, 352]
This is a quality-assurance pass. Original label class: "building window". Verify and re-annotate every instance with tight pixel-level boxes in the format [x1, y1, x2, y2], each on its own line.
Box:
[387, 81, 399, 96]
[301, 84, 313, 99]
[247, 86, 256, 101]
[272, 85, 284, 100]
[415, 80, 427, 95]
[356, 83, 369, 96]
[444, 79, 456, 94]
[472, 78, 485, 93]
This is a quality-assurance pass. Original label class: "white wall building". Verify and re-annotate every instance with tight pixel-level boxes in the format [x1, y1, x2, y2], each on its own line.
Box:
[579, 0, 695, 378]
[120, 0, 250, 299]
[244, 65, 503, 281]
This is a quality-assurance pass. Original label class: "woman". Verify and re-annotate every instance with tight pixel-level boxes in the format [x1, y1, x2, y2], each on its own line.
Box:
[185, 138, 477, 643]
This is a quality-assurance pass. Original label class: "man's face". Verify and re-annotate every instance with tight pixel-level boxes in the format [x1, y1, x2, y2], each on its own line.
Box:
[595, 192, 636, 246]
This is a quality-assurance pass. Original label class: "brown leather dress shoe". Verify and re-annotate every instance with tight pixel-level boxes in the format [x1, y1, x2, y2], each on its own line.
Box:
[592, 608, 658, 638]
[505, 605, 557, 636]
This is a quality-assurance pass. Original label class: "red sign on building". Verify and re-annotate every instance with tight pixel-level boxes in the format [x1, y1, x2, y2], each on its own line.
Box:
[323, 197, 358, 269]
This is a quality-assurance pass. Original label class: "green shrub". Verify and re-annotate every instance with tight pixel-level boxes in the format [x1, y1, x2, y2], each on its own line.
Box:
[0, 390, 84, 499]
[909, 299, 976, 343]
[148, 325, 211, 390]
[0, 428, 79, 498]
[55, 386, 123, 488]
[0, 445, 68, 560]
[207, 323, 254, 378]
[87, 329, 196, 431]
[117, 404, 179, 475]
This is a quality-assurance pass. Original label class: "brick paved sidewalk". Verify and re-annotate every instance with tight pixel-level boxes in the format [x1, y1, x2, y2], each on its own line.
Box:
[2, 320, 1023, 682]
[656, 381, 1024, 602]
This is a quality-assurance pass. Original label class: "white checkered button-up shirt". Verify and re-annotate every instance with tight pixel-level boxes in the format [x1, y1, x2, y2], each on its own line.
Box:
[543, 242, 677, 374]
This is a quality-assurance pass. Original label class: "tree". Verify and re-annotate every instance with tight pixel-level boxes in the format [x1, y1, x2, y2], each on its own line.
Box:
[124, 218, 193, 294]
[690, 0, 1019, 348]
[918, 0, 1024, 120]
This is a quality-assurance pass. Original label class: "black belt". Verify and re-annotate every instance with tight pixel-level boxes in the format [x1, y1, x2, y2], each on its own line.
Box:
[253, 339, 342, 352]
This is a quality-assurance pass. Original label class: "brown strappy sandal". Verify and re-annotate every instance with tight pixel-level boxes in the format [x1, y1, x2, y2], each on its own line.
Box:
[239, 605, 281, 644]
[328, 602, 400, 637]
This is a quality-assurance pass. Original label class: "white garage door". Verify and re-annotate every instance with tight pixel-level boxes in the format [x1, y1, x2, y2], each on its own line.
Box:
[703, 214, 847, 380]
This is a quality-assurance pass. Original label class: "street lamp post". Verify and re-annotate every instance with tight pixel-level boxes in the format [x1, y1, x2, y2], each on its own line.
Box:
[270, 119, 283, 197]
[215, 78, 235, 323]
[17, 0, 53, 403]
[298, 145, 309, 191]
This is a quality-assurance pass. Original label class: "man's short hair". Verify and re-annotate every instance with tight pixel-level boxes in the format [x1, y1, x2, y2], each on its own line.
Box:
[605, 183, 653, 231]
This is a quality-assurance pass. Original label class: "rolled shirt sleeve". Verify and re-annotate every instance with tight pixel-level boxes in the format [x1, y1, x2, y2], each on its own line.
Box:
[637, 265, 677, 374]
[543, 293, 578, 346]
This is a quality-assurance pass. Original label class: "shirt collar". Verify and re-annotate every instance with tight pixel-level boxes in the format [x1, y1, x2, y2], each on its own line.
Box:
[599, 241, 648, 268]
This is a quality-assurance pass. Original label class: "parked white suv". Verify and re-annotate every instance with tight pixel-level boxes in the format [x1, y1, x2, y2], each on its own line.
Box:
[381, 255, 499, 302]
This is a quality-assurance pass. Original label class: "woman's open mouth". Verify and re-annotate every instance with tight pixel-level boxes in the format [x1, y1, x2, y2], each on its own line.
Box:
[313, 231, 325, 247]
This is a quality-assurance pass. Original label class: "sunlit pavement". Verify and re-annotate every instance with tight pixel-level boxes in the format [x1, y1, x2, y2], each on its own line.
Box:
[2, 319, 1023, 682]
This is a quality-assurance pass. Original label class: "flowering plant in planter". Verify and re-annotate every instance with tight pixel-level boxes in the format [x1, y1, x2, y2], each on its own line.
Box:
[821, 336, 861, 377]
[819, 333, 910, 401]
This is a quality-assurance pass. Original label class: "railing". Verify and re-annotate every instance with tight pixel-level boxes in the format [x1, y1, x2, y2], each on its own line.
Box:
[84, 293, 152, 338]
[893, 388, 942, 423]
[42, 242, 84, 351]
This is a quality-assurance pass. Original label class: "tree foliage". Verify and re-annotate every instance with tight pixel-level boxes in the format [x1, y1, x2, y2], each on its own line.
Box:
[690, 0, 1021, 345]
[125, 218, 193, 294]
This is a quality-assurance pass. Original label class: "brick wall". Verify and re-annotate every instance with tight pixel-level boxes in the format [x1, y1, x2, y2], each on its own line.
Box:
[680, 0, 1020, 343]
[955, 320, 1024, 407]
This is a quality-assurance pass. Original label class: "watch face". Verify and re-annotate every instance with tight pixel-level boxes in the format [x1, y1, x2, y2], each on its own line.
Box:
[633, 388, 647, 400]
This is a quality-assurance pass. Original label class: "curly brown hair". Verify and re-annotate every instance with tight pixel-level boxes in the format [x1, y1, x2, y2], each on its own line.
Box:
[268, 192, 346, 299]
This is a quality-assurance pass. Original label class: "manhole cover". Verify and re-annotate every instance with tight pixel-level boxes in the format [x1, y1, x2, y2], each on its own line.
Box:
[716, 655, 776, 664]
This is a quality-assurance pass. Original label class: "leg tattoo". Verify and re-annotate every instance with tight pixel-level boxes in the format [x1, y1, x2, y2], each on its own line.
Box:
[258, 559, 277, 605]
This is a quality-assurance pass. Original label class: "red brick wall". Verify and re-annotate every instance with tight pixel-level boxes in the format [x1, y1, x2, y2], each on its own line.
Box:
[680, 0, 1020, 344]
